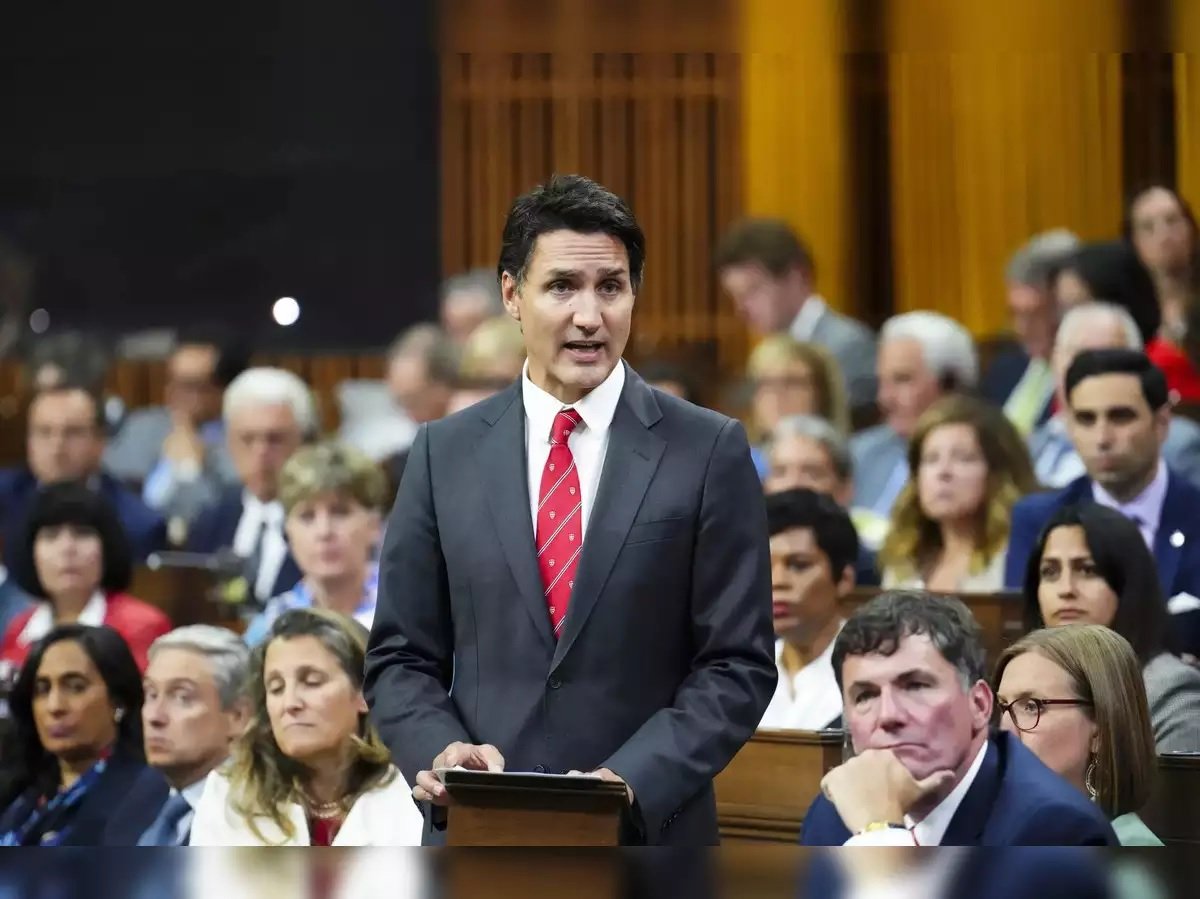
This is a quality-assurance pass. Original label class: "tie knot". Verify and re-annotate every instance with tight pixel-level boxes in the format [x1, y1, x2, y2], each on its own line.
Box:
[549, 409, 582, 445]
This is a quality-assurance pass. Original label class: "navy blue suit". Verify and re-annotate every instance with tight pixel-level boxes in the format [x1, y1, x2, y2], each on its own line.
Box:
[1005, 470, 1200, 655]
[187, 487, 301, 598]
[102, 767, 172, 846]
[799, 732, 1117, 846]
[801, 847, 1112, 899]
[0, 469, 166, 567]
[981, 347, 1054, 429]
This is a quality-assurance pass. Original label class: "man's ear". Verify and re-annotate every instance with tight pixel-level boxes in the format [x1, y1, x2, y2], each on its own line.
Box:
[969, 679, 994, 732]
[835, 563, 856, 597]
[501, 271, 521, 323]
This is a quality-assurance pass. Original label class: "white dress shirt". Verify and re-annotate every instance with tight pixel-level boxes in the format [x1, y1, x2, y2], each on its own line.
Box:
[231, 492, 289, 600]
[522, 360, 626, 536]
[758, 631, 844, 731]
[843, 739, 989, 846]
[17, 590, 106, 650]
[1091, 460, 1168, 550]
[788, 294, 829, 342]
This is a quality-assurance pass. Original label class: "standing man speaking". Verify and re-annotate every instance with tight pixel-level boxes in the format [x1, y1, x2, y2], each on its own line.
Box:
[365, 175, 776, 845]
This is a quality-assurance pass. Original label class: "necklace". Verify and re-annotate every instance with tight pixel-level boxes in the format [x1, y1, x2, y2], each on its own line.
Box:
[299, 788, 347, 820]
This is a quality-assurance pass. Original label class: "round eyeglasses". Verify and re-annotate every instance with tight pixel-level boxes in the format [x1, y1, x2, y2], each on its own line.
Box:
[997, 697, 1094, 733]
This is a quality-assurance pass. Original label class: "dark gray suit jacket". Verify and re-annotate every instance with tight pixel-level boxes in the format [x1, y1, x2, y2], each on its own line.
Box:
[365, 364, 777, 845]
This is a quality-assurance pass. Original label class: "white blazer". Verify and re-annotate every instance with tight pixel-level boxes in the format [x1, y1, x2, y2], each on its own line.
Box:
[189, 766, 424, 846]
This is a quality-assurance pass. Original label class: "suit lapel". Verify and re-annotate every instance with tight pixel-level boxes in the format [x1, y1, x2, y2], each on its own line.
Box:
[551, 374, 664, 671]
[941, 737, 1000, 845]
[477, 385, 556, 650]
[1154, 474, 1185, 594]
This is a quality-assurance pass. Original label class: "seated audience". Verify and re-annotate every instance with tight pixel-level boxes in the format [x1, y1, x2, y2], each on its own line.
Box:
[0, 624, 148, 845]
[850, 311, 978, 518]
[800, 590, 1116, 846]
[1124, 185, 1200, 399]
[443, 314, 526, 417]
[1021, 503, 1200, 752]
[715, 218, 876, 411]
[386, 324, 458, 428]
[1030, 302, 1200, 487]
[758, 489, 857, 730]
[763, 414, 882, 581]
[994, 624, 1162, 845]
[880, 396, 1036, 592]
[1007, 348, 1200, 657]
[983, 229, 1079, 435]
[0, 567, 32, 638]
[638, 359, 699, 404]
[104, 328, 247, 530]
[439, 268, 504, 346]
[2, 484, 171, 673]
[105, 627, 251, 845]
[0, 385, 166, 567]
[243, 443, 387, 644]
[187, 368, 312, 605]
[190, 608, 422, 846]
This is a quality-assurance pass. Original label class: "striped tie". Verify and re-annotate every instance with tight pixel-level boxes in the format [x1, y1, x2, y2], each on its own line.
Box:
[536, 409, 584, 638]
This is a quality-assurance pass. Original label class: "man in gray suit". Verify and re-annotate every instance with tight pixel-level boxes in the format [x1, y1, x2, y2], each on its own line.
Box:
[105, 331, 246, 528]
[715, 219, 877, 412]
[365, 175, 776, 846]
[849, 312, 978, 517]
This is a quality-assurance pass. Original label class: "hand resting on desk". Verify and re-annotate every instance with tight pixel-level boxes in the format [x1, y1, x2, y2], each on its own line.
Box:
[413, 741, 505, 806]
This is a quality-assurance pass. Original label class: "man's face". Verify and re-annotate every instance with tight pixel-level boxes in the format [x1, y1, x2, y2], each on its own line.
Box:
[1067, 373, 1167, 499]
[226, 403, 303, 501]
[502, 230, 634, 404]
[387, 354, 449, 424]
[765, 435, 851, 506]
[770, 527, 850, 643]
[27, 390, 104, 484]
[165, 345, 220, 424]
[142, 648, 245, 787]
[877, 338, 942, 439]
[441, 289, 495, 345]
[720, 263, 805, 334]
[1007, 283, 1057, 361]
[842, 633, 991, 781]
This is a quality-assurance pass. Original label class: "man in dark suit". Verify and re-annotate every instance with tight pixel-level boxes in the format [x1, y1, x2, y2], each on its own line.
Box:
[981, 229, 1080, 435]
[800, 591, 1115, 846]
[365, 175, 777, 846]
[186, 367, 313, 604]
[104, 626, 250, 845]
[0, 385, 166, 565]
[1006, 348, 1200, 656]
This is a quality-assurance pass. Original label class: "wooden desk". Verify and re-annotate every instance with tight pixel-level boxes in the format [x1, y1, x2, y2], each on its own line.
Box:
[715, 730, 842, 844]
[129, 564, 227, 628]
[840, 588, 1026, 669]
[1142, 753, 1200, 846]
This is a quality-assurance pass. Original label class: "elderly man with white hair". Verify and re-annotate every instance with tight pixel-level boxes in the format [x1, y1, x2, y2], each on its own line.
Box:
[1029, 302, 1200, 487]
[982, 229, 1080, 434]
[848, 311, 979, 516]
[187, 367, 316, 602]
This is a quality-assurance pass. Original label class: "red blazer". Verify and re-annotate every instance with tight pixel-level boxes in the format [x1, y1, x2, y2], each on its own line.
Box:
[0, 592, 172, 673]
[1148, 337, 1200, 404]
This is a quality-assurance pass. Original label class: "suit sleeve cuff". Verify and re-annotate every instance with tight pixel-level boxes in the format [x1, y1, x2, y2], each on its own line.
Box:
[843, 828, 917, 846]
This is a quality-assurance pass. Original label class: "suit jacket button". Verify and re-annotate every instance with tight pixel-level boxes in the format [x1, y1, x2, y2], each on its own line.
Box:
[535, 765, 547, 773]
[548, 677, 562, 690]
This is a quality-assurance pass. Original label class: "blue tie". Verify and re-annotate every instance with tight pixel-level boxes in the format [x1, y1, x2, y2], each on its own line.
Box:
[137, 792, 192, 846]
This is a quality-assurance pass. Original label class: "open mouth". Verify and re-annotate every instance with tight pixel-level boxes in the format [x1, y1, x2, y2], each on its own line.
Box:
[564, 340, 604, 361]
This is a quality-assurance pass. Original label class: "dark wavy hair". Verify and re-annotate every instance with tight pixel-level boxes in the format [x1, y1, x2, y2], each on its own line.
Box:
[1021, 503, 1168, 665]
[12, 481, 133, 600]
[1056, 240, 1161, 344]
[0, 624, 144, 811]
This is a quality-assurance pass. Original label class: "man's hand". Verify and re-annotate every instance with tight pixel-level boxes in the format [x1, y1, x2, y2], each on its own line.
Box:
[819, 749, 954, 835]
[568, 767, 634, 804]
[412, 742, 505, 806]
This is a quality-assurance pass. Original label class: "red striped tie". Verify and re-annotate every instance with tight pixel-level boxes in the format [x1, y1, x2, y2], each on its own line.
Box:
[536, 409, 583, 638]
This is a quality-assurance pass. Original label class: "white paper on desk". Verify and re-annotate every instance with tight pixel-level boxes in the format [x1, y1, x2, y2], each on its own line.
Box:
[1167, 592, 1200, 614]
[434, 766, 602, 784]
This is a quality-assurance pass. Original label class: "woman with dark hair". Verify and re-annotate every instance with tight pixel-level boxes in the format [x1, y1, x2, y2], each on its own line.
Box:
[0, 624, 148, 845]
[1023, 502, 1200, 751]
[1124, 184, 1198, 344]
[0, 482, 170, 673]
[1056, 237, 1200, 403]
[190, 608, 421, 845]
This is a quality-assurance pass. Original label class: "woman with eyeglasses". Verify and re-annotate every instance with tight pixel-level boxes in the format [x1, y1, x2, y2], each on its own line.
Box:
[1023, 502, 1200, 752]
[994, 624, 1161, 845]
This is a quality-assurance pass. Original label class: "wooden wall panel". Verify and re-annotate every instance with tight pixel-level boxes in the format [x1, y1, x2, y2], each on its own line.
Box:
[1173, 2, 1200, 203]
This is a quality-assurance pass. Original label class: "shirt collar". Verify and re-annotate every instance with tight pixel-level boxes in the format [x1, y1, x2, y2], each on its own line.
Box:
[177, 776, 210, 809]
[788, 294, 827, 342]
[1091, 459, 1168, 525]
[521, 359, 626, 443]
[241, 491, 284, 526]
[906, 739, 989, 845]
[18, 591, 107, 648]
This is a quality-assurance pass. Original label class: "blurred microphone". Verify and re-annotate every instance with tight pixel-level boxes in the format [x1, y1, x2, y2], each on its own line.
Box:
[145, 549, 247, 579]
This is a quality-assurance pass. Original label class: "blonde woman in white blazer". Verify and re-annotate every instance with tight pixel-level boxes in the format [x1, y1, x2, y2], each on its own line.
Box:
[190, 608, 423, 846]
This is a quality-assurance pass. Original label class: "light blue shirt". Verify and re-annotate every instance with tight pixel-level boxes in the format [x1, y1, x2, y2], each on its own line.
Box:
[243, 564, 379, 645]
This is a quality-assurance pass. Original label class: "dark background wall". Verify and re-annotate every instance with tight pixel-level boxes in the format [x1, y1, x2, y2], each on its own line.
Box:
[0, 0, 439, 350]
